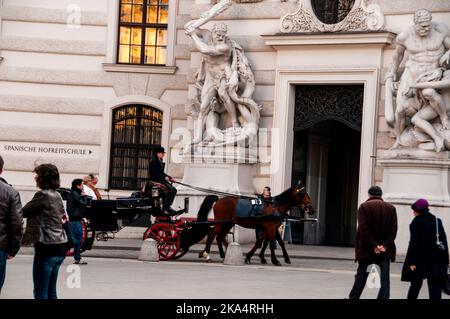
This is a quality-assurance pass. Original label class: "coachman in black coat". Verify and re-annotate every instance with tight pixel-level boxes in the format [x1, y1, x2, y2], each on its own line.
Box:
[149, 147, 177, 212]
[402, 199, 449, 299]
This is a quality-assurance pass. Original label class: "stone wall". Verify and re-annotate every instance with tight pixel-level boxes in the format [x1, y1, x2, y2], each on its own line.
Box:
[0, 0, 189, 201]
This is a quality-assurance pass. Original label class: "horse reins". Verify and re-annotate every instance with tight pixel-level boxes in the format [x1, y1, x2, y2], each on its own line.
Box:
[173, 181, 307, 208]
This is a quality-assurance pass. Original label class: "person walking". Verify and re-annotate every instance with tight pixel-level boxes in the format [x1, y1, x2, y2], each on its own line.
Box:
[67, 178, 89, 265]
[0, 155, 23, 294]
[401, 199, 449, 299]
[255, 187, 274, 248]
[348, 186, 398, 299]
[22, 164, 68, 299]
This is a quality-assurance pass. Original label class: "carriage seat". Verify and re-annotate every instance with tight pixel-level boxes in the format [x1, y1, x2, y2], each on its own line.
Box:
[86, 200, 119, 232]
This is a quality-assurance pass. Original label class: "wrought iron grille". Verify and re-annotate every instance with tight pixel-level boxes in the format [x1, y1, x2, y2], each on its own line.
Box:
[311, 0, 355, 24]
[294, 85, 363, 131]
[109, 104, 163, 190]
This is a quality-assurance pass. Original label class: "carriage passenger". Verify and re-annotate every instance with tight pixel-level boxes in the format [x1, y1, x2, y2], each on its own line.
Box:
[88, 174, 102, 200]
[82, 175, 97, 200]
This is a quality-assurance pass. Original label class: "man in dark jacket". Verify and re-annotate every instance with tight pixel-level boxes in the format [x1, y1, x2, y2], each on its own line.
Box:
[402, 199, 449, 299]
[67, 178, 89, 264]
[0, 155, 23, 294]
[149, 147, 177, 213]
[348, 186, 398, 299]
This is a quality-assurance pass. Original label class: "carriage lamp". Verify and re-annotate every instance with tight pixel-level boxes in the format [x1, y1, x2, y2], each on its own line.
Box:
[151, 187, 159, 198]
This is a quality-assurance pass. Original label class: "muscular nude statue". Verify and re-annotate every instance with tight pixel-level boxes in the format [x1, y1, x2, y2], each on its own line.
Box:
[386, 9, 450, 152]
[187, 23, 240, 144]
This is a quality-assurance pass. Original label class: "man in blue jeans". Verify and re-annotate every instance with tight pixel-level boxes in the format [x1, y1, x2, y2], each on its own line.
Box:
[0, 156, 23, 294]
[67, 179, 89, 264]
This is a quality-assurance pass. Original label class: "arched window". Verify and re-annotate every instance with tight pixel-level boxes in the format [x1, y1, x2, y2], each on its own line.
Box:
[118, 0, 168, 65]
[109, 104, 163, 190]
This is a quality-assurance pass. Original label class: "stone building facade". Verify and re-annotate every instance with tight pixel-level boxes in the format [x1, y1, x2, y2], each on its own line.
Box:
[1, 0, 450, 252]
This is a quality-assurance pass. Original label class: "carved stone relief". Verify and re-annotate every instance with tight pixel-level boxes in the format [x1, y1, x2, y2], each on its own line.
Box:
[280, 0, 385, 33]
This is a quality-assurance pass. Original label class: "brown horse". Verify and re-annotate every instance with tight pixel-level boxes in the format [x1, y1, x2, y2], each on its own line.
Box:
[197, 182, 315, 266]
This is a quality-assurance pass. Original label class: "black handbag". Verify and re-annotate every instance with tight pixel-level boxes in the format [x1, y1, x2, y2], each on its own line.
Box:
[443, 265, 450, 295]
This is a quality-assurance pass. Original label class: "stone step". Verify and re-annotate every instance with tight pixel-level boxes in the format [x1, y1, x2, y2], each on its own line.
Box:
[0, 94, 104, 115]
[1, 5, 107, 26]
[0, 36, 105, 56]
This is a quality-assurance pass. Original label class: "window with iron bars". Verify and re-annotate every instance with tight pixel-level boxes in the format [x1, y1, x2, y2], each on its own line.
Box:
[109, 104, 163, 190]
[311, 0, 355, 24]
[118, 0, 168, 65]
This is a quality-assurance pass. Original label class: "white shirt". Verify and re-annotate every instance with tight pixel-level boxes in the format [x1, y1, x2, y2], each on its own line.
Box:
[83, 184, 97, 200]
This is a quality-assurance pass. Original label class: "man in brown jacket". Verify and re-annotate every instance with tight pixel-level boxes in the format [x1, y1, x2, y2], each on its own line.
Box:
[348, 186, 398, 299]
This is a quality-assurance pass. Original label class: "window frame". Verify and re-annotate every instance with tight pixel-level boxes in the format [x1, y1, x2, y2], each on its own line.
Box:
[109, 104, 163, 190]
[117, 0, 169, 66]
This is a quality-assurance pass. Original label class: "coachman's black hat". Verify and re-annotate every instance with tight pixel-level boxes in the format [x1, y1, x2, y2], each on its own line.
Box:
[155, 146, 166, 153]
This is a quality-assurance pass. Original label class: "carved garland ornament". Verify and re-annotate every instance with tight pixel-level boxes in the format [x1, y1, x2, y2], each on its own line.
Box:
[280, 0, 385, 33]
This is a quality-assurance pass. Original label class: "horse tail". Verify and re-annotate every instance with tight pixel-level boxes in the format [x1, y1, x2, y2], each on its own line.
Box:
[197, 195, 218, 221]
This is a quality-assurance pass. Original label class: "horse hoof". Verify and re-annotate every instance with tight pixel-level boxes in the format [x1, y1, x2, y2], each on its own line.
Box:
[206, 258, 212, 263]
[285, 258, 291, 264]
[260, 259, 267, 265]
[272, 260, 282, 266]
[244, 258, 251, 265]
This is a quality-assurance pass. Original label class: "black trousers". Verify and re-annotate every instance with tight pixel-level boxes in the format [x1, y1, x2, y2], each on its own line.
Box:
[349, 256, 391, 299]
[407, 276, 442, 299]
[161, 181, 177, 207]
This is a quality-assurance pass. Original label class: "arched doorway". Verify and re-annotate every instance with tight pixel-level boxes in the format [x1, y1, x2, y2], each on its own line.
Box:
[291, 84, 363, 246]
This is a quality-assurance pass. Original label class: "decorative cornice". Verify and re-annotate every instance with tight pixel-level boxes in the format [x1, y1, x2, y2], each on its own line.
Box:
[211, 0, 262, 3]
[280, 0, 385, 33]
[103, 63, 177, 75]
[262, 31, 395, 47]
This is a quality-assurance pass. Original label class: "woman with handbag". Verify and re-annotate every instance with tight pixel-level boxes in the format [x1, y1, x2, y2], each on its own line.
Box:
[22, 164, 68, 299]
[401, 198, 450, 299]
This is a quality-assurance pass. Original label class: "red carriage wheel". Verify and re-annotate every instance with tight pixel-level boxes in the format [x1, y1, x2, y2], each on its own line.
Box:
[144, 223, 180, 261]
[66, 219, 88, 257]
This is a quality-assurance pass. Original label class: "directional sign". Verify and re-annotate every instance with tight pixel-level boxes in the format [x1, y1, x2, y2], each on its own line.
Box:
[0, 142, 98, 158]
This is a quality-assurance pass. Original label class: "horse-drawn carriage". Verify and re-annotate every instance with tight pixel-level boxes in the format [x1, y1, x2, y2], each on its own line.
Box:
[58, 181, 211, 260]
[58, 181, 316, 265]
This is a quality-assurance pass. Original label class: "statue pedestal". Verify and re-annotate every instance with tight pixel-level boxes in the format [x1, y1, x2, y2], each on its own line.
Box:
[172, 146, 258, 244]
[379, 155, 450, 254]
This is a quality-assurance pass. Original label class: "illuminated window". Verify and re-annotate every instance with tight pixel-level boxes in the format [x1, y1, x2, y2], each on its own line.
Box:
[109, 105, 163, 190]
[118, 0, 168, 65]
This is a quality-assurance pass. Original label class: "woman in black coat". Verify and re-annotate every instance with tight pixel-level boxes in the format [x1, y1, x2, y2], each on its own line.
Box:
[401, 199, 449, 299]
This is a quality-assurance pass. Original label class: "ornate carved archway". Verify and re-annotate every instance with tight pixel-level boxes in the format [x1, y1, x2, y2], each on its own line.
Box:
[294, 85, 364, 131]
